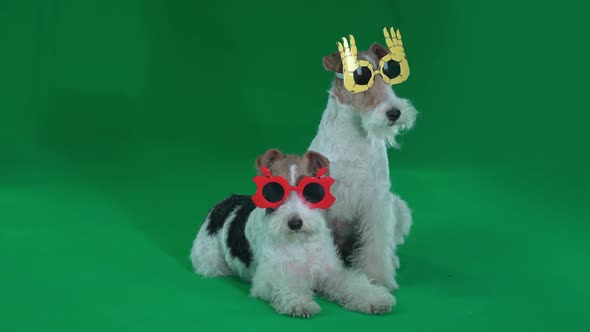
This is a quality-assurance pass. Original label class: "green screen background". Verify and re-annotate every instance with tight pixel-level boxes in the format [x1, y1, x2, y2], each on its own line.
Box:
[1, 1, 588, 331]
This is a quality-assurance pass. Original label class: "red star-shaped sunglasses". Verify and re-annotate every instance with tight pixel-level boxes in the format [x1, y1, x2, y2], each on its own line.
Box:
[252, 167, 336, 209]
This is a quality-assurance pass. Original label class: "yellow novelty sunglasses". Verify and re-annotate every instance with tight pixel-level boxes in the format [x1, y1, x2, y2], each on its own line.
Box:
[335, 27, 410, 93]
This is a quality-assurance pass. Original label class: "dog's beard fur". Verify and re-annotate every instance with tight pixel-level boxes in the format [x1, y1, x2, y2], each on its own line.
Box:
[360, 99, 417, 149]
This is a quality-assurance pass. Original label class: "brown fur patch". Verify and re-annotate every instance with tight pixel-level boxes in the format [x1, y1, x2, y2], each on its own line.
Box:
[322, 51, 343, 73]
[254, 149, 330, 185]
[255, 148, 283, 171]
[369, 42, 389, 59]
[324, 47, 394, 113]
[305, 151, 330, 175]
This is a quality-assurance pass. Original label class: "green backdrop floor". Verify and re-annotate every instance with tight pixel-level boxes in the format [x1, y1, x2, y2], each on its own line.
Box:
[2, 157, 588, 332]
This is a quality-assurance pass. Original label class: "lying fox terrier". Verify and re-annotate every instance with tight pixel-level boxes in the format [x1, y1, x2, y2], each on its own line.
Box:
[190, 149, 395, 318]
[308, 27, 417, 292]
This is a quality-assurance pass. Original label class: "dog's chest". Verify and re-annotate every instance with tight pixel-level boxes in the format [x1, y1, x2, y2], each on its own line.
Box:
[322, 142, 391, 220]
[309, 105, 393, 219]
[309, 121, 390, 187]
[273, 242, 337, 277]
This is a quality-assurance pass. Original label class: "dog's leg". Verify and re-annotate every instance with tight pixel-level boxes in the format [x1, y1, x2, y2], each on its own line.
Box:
[352, 193, 399, 291]
[250, 262, 320, 318]
[319, 266, 395, 315]
[189, 217, 232, 277]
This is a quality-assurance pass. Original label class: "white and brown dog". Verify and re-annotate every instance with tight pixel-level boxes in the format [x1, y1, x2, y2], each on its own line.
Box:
[308, 32, 417, 293]
[190, 149, 395, 318]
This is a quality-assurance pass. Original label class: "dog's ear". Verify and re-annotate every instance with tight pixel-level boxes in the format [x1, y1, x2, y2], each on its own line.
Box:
[369, 42, 389, 59]
[322, 51, 343, 73]
[304, 151, 330, 176]
[255, 149, 283, 172]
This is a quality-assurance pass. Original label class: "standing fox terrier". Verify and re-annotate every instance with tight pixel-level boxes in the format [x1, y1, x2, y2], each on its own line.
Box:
[190, 149, 395, 318]
[308, 27, 417, 292]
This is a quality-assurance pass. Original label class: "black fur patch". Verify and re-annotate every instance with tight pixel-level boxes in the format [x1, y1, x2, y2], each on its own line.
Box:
[226, 197, 256, 267]
[206, 194, 252, 236]
[336, 232, 361, 268]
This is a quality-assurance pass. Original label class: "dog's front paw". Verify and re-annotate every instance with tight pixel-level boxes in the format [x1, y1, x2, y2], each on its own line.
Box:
[363, 286, 396, 315]
[345, 285, 396, 315]
[274, 298, 321, 318]
[289, 301, 321, 318]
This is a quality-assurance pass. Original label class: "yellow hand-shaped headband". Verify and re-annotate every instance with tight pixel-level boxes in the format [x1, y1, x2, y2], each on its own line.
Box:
[335, 27, 410, 93]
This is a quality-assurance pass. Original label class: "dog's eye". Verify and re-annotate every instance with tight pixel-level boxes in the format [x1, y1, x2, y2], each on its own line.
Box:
[262, 182, 284, 203]
[302, 183, 325, 203]
[382, 60, 401, 79]
[353, 66, 372, 85]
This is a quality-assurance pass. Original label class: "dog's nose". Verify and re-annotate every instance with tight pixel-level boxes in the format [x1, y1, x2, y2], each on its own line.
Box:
[386, 108, 401, 123]
[287, 218, 303, 231]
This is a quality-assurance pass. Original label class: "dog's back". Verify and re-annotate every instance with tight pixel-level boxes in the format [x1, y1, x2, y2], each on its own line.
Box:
[190, 194, 256, 278]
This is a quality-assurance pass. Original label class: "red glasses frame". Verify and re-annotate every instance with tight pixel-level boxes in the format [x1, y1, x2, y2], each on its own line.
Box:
[252, 166, 336, 210]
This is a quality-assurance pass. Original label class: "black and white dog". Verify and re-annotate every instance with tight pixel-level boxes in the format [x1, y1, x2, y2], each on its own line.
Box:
[190, 149, 395, 318]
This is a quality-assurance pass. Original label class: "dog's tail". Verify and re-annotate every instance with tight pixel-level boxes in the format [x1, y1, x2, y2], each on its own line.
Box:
[393, 194, 412, 246]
